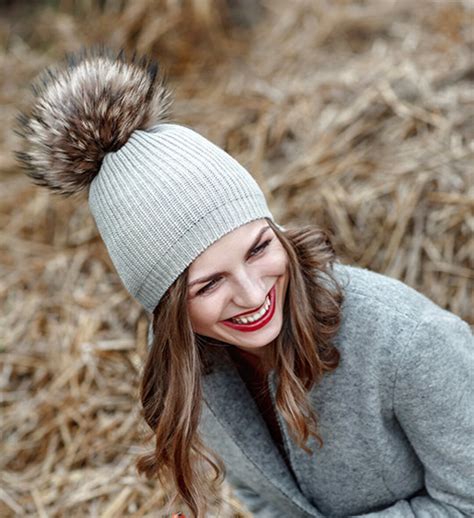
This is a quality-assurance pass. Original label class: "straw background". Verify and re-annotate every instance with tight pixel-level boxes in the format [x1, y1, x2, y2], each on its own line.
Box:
[1, 0, 473, 516]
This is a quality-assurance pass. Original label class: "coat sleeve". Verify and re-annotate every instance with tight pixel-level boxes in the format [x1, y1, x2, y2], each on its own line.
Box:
[351, 311, 474, 517]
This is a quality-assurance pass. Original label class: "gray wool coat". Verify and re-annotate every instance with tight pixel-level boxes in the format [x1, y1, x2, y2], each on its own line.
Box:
[195, 263, 474, 517]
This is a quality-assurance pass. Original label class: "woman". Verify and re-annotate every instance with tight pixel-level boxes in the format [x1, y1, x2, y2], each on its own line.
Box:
[16, 49, 473, 518]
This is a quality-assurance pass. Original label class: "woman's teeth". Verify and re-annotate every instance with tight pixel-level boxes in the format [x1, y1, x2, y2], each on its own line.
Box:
[230, 295, 271, 324]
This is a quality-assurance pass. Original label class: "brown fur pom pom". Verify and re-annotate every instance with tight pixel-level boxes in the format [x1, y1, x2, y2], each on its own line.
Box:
[15, 47, 172, 197]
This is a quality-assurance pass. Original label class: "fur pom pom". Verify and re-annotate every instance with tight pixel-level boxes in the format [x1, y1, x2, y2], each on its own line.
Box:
[15, 47, 172, 196]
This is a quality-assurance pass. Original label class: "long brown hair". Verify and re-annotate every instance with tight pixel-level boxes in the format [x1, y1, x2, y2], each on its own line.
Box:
[136, 219, 344, 517]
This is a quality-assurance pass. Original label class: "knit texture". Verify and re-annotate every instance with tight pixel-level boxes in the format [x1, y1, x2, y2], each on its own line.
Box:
[88, 123, 273, 313]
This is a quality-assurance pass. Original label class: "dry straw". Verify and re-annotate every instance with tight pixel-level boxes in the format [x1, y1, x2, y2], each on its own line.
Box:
[1, 0, 473, 516]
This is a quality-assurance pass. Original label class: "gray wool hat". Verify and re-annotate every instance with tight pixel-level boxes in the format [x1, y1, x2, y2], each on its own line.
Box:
[16, 49, 275, 314]
[89, 123, 273, 313]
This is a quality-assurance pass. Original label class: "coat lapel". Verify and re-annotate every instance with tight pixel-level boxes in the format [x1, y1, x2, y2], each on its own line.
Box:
[201, 345, 318, 516]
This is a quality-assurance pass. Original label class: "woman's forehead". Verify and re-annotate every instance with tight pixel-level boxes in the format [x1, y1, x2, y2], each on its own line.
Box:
[188, 219, 270, 273]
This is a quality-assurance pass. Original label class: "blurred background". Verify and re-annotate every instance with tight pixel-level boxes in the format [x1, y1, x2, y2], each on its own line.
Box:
[1, 0, 473, 516]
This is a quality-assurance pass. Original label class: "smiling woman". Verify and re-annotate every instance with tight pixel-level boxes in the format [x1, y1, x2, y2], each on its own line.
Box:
[143, 214, 342, 513]
[16, 48, 474, 518]
[187, 220, 290, 357]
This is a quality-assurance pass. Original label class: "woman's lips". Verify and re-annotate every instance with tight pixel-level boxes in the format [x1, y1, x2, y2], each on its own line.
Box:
[221, 285, 276, 332]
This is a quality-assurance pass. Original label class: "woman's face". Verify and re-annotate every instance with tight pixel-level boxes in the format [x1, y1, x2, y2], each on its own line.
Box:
[187, 219, 289, 357]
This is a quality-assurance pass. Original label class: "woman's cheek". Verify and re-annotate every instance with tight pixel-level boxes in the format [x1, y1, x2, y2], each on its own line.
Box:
[188, 298, 222, 333]
[187, 301, 203, 332]
[266, 248, 289, 272]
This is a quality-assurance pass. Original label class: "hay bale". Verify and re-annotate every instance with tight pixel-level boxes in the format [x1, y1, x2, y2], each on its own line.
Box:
[1, 0, 472, 516]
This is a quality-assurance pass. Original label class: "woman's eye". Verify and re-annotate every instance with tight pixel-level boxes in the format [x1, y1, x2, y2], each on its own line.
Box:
[249, 238, 272, 257]
[195, 239, 272, 296]
[197, 278, 220, 296]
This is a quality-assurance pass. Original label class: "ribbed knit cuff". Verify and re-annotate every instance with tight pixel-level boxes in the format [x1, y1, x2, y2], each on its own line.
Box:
[137, 193, 273, 313]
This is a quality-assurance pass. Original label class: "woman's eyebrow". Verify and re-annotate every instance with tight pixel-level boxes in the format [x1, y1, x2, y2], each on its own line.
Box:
[188, 226, 271, 288]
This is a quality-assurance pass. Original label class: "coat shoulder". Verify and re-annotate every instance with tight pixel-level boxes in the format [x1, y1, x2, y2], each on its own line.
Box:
[331, 261, 445, 325]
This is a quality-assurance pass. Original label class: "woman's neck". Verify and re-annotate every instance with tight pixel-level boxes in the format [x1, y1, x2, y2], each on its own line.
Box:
[228, 343, 274, 375]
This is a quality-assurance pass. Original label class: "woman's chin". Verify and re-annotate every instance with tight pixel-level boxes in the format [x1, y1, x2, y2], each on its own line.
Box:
[220, 315, 283, 349]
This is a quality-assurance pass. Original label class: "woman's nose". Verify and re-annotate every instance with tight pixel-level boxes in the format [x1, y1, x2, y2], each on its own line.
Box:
[232, 273, 267, 309]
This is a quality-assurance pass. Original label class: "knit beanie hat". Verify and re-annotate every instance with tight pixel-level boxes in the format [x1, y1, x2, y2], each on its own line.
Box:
[15, 49, 275, 313]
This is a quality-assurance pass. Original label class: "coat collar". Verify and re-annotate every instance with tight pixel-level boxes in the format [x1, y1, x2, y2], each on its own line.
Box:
[201, 344, 318, 516]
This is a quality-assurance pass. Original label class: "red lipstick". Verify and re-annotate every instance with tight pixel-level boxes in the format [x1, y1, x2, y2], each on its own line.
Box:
[221, 285, 276, 332]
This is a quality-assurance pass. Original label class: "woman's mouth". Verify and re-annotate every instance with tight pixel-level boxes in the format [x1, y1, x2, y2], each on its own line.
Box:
[221, 284, 276, 332]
